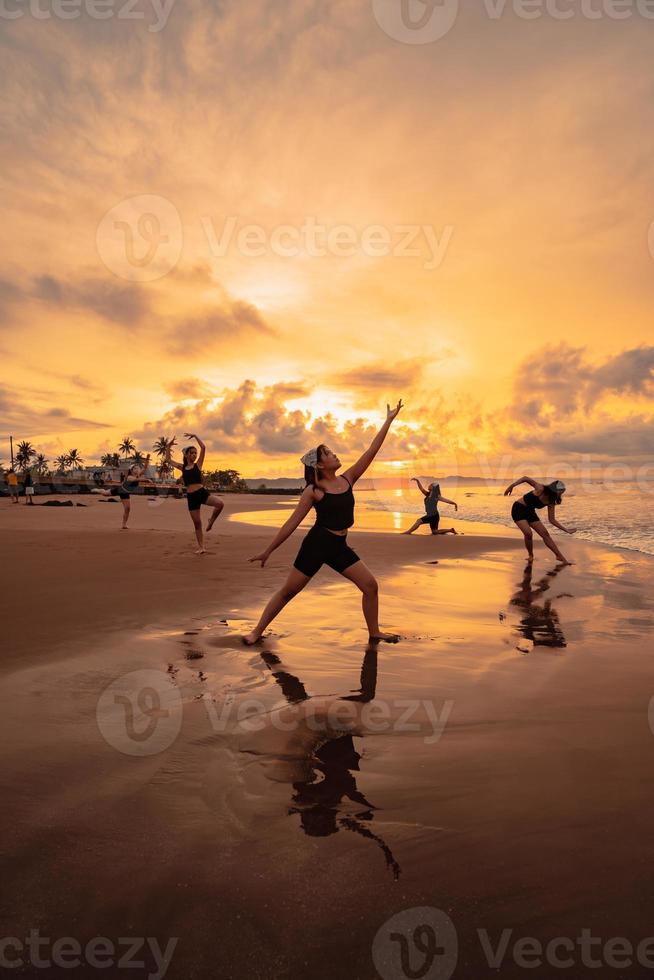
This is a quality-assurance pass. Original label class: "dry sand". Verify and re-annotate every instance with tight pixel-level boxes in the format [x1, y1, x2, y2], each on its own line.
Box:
[1, 493, 654, 979]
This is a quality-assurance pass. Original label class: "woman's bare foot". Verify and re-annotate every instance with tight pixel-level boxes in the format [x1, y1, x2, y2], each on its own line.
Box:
[206, 515, 219, 532]
[195, 548, 207, 555]
[556, 559, 575, 567]
[369, 632, 400, 644]
[243, 631, 262, 646]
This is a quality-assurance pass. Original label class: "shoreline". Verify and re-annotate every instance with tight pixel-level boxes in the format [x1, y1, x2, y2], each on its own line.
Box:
[3, 492, 653, 669]
[1, 493, 522, 666]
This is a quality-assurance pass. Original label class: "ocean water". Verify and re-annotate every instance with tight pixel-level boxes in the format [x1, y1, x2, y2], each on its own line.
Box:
[362, 481, 654, 557]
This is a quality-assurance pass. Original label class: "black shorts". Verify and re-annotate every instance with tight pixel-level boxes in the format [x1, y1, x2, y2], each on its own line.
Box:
[294, 526, 360, 578]
[187, 487, 210, 511]
[112, 490, 130, 501]
[419, 513, 440, 530]
[511, 501, 542, 525]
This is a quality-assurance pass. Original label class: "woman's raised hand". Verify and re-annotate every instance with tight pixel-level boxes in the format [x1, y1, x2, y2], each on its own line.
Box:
[504, 484, 514, 497]
[386, 399, 404, 422]
[184, 432, 196, 440]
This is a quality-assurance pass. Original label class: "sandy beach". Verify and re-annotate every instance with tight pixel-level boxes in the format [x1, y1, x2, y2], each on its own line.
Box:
[2, 493, 654, 979]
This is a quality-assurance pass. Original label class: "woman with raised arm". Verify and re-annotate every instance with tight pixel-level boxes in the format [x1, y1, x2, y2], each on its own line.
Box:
[244, 400, 404, 646]
[94, 453, 151, 529]
[504, 477, 576, 565]
[402, 478, 458, 535]
[165, 433, 224, 555]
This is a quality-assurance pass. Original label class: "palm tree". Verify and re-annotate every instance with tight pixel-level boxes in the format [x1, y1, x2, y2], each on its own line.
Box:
[101, 452, 121, 468]
[153, 435, 175, 478]
[55, 454, 70, 473]
[119, 437, 135, 458]
[15, 441, 36, 472]
[67, 449, 84, 470]
[132, 450, 146, 467]
[35, 453, 49, 475]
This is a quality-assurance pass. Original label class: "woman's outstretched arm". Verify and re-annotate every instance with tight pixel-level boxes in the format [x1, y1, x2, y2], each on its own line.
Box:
[548, 505, 577, 535]
[438, 495, 458, 511]
[135, 453, 151, 478]
[343, 400, 404, 486]
[165, 438, 184, 472]
[248, 487, 316, 567]
[185, 433, 206, 468]
[411, 477, 428, 497]
[504, 476, 543, 496]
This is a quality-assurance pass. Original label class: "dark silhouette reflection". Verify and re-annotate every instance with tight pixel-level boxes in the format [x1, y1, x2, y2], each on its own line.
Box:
[510, 562, 568, 649]
[259, 646, 401, 879]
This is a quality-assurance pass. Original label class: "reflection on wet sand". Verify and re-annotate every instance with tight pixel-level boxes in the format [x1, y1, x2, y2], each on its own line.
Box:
[258, 646, 401, 879]
[510, 563, 569, 649]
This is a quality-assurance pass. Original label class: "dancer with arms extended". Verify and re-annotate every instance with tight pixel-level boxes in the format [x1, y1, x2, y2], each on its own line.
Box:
[165, 434, 224, 554]
[504, 477, 576, 565]
[93, 454, 151, 529]
[402, 478, 458, 535]
[244, 400, 404, 646]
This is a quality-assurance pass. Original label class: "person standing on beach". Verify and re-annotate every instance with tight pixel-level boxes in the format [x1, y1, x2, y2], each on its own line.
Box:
[504, 477, 576, 565]
[95, 454, 151, 529]
[402, 478, 458, 535]
[23, 469, 35, 506]
[7, 469, 19, 504]
[244, 400, 404, 646]
[165, 434, 224, 555]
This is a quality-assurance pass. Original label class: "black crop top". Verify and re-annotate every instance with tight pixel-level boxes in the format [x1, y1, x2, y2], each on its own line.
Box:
[182, 463, 203, 486]
[523, 490, 546, 509]
[313, 477, 355, 531]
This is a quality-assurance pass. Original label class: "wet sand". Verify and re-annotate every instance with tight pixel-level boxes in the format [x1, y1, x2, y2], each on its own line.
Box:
[2, 494, 654, 979]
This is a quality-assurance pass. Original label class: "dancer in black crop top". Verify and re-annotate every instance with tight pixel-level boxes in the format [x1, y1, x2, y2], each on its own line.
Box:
[504, 476, 577, 565]
[94, 453, 150, 529]
[165, 433, 224, 554]
[244, 400, 404, 646]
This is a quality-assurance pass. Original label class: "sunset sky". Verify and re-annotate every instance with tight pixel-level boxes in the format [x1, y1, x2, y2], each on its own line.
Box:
[2, 0, 654, 478]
